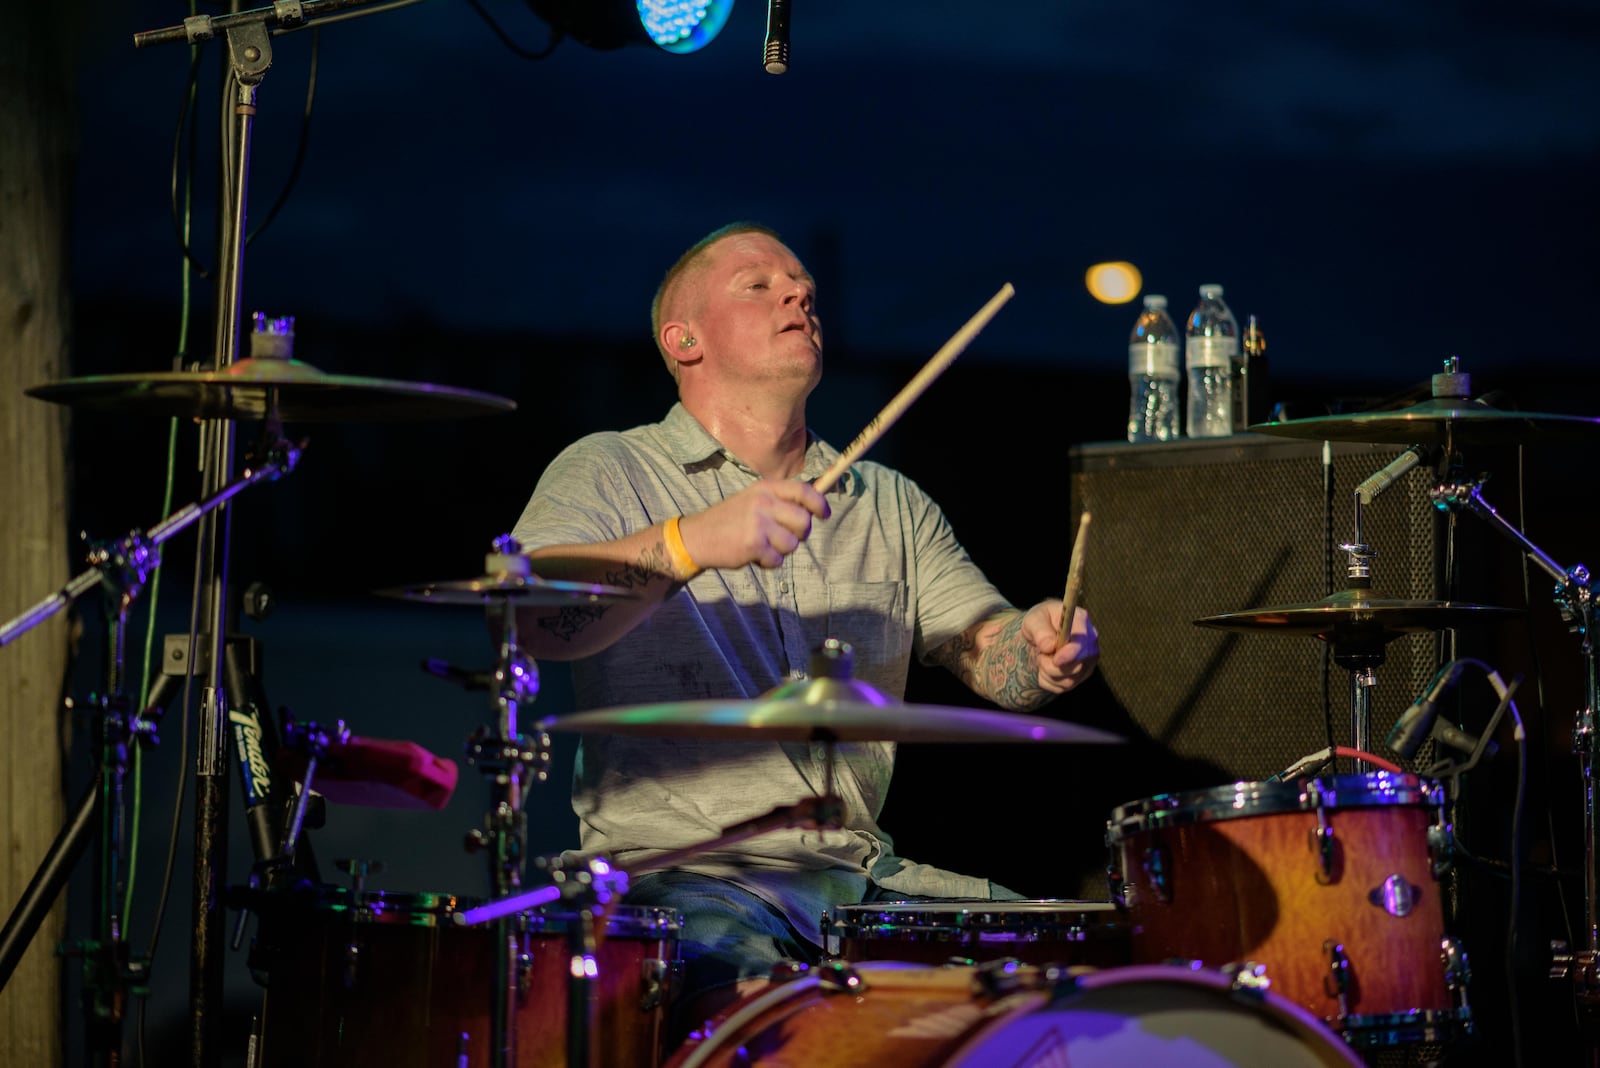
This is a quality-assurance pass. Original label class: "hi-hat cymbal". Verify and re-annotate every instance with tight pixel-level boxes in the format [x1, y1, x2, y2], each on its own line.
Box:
[1249, 397, 1600, 446]
[26, 357, 516, 422]
[539, 671, 1124, 744]
[1195, 588, 1520, 640]
[376, 573, 635, 607]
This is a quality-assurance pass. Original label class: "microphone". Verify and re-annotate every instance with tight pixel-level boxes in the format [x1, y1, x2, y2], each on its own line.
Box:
[1387, 659, 1466, 758]
[1355, 443, 1435, 505]
[764, 0, 790, 74]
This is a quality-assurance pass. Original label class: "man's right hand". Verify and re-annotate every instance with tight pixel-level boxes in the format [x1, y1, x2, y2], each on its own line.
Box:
[679, 480, 831, 570]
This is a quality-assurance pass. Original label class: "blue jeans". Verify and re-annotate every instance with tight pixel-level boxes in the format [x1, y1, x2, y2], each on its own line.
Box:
[624, 870, 961, 1048]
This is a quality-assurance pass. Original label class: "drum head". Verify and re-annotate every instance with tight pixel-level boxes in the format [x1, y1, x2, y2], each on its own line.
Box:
[946, 964, 1364, 1068]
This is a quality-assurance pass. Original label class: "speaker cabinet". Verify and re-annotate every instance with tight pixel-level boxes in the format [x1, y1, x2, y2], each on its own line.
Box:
[1068, 433, 1444, 782]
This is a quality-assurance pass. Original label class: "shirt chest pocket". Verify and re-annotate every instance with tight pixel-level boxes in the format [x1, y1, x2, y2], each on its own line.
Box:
[825, 581, 910, 698]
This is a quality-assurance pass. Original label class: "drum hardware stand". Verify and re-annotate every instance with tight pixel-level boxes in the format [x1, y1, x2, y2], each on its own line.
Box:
[1428, 476, 1600, 1036]
[0, 439, 301, 1066]
[455, 538, 553, 1068]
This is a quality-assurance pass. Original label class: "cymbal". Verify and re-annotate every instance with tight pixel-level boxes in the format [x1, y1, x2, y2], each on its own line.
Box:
[25, 357, 516, 422]
[376, 573, 636, 607]
[1195, 588, 1520, 639]
[539, 674, 1124, 745]
[1249, 397, 1600, 446]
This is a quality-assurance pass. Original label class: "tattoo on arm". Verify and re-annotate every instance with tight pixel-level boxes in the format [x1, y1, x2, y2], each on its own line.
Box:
[538, 603, 609, 642]
[930, 609, 1050, 712]
[537, 537, 682, 642]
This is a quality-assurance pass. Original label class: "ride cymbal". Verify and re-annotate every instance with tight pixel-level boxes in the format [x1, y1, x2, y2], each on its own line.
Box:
[1195, 588, 1520, 640]
[376, 573, 635, 607]
[540, 665, 1123, 744]
[1249, 396, 1600, 446]
[26, 357, 516, 422]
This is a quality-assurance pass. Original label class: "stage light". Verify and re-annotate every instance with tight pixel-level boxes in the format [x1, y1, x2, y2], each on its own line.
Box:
[530, 0, 735, 54]
[1085, 261, 1143, 305]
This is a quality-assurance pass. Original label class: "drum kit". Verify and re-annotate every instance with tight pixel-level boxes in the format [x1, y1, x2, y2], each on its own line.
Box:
[2, 325, 1593, 1068]
[2, 10, 1595, 1063]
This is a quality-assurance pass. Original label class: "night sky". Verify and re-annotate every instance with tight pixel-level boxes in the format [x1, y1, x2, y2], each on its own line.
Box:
[72, 0, 1600, 386]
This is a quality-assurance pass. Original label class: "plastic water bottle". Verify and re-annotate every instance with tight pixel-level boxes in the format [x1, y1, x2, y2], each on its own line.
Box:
[1126, 295, 1180, 443]
[1185, 284, 1237, 438]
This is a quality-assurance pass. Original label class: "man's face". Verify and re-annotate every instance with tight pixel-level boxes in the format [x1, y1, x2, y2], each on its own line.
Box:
[689, 231, 822, 391]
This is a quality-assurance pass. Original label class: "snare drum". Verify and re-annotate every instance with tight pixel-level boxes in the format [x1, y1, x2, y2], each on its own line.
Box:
[1106, 772, 1470, 1047]
[249, 886, 680, 1067]
[666, 961, 1363, 1067]
[824, 899, 1131, 967]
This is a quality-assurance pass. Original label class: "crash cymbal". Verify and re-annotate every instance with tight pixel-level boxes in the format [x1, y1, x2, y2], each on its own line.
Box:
[540, 667, 1123, 744]
[25, 357, 516, 422]
[376, 573, 635, 607]
[541, 701, 1122, 743]
[1195, 588, 1520, 639]
[1249, 396, 1600, 446]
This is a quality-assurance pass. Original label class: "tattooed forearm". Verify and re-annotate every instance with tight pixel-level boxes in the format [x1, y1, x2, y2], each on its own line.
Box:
[603, 541, 674, 590]
[930, 610, 1050, 712]
[537, 604, 609, 642]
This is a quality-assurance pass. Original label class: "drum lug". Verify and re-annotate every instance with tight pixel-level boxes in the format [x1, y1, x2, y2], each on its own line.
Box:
[1442, 936, 1472, 996]
[1223, 961, 1271, 999]
[1427, 820, 1455, 878]
[815, 959, 867, 994]
[342, 939, 360, 991]
[1309, 806, 1337, 883]
[973, 958, 1034, 998]
[1323, 940, 1352, 1020]
[639, 956, 682, 1011]
[1368, 874, 1418, 917]
[1141, 845, 1172, 904]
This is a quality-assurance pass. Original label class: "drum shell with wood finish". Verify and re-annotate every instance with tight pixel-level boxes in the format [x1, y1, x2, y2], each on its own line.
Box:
[822, 899, 1131, 968]
[665, 960, 1363, 1067]
[1106, 772, 1467, 1046]
[248, 887, 680, 1067]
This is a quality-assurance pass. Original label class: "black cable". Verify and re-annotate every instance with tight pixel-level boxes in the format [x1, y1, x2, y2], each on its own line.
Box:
[168, 48, 212, 280]
[1507, 694, 1527, 1068]
[470, 0, 563, 59]
[1322, 442, 1337, 769]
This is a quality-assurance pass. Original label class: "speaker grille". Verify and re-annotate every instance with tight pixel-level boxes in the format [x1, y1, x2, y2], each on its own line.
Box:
[1070, 435, 1441, 781]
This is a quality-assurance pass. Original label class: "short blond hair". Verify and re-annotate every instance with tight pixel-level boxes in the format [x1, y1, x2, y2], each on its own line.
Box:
[651, 222, 783, 381]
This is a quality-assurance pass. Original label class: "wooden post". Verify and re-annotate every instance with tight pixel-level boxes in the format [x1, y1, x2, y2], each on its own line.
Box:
[1, 4, 77, 1064]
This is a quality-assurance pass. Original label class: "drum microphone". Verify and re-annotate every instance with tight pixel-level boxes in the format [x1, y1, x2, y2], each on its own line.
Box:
[1386, 659, 1466, 759]
[764, 0, 790, 74]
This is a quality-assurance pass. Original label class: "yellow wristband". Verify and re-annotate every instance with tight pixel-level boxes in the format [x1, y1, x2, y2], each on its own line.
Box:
[663, 515, 701, 581]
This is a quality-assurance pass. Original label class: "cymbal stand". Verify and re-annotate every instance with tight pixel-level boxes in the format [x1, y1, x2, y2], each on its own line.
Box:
[462, 540, 551, 1068]
[0, 439, 302, 1066]
[1430, 476, 1600, 1031]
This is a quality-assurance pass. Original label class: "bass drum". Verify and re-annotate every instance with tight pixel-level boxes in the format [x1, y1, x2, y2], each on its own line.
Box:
[666, 962, 1362, 1068]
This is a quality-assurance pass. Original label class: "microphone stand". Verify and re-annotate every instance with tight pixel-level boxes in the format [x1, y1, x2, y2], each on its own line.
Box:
[0, 440, 302, 1067]
[128, 4, 426, 1063]
[1431, 476, 1600, 1042]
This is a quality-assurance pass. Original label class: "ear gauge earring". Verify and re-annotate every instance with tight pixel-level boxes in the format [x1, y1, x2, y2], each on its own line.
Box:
[679, 336, 697, 349]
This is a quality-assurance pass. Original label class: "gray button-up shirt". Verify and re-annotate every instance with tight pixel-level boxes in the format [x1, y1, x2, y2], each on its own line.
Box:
[513, 403, 1014, 940]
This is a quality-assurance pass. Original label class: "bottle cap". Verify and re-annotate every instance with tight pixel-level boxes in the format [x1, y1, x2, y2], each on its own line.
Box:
[1199, 284, 1224, 299]
[1143, 294, 1167, 310]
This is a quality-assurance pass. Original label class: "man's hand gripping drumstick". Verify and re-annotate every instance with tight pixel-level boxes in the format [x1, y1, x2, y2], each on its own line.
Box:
[1057, 511, 1090, 646]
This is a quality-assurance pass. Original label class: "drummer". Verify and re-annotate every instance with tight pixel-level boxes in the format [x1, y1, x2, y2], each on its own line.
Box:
[509, 222, 1100, 1036]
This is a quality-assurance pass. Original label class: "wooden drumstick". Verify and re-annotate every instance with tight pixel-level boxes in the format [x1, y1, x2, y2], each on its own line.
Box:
[1056, 511, 1090, 645]
[813, 282, 1015, 494]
